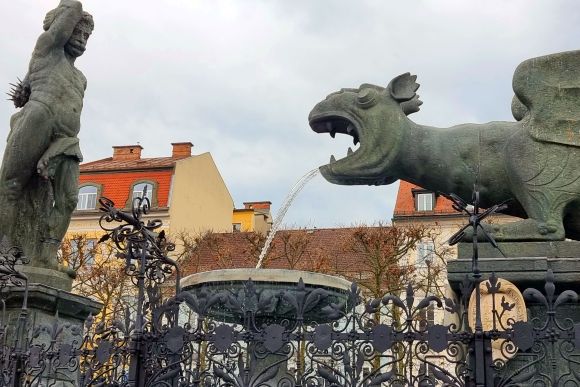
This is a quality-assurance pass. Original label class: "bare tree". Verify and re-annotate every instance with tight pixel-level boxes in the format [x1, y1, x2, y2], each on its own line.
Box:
[336, 223, 428, 299]
[59, 234, 132, 323]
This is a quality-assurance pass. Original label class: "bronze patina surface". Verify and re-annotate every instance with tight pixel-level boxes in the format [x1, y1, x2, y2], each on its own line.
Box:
[0, 0, 93, 279]
[310, 50, 580, 241]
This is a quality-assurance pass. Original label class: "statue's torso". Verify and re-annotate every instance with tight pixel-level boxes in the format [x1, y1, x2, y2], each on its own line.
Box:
[26, 49, 86, 138]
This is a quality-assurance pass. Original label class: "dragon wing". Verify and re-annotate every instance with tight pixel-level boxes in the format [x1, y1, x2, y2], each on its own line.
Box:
[512, 50, 580, 146]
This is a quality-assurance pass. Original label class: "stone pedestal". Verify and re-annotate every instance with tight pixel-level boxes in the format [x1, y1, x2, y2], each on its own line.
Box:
[16, 265, 74, 291]
[448, 242, 580, 382]
[1, 283, 101, 385]
[449, 241, 580, 293]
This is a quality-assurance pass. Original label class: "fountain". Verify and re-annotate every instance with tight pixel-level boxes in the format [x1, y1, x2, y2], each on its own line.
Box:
[180, 168, 353, 386]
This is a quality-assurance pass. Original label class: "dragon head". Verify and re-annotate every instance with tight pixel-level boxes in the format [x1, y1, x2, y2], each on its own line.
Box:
[309, 73, 422, 186]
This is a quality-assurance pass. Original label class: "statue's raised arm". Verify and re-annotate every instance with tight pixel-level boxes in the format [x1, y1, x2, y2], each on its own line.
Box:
[36, 0, 84, 54]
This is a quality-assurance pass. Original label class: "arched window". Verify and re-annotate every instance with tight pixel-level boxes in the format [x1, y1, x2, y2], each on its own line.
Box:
[77, 185, 98, 210]
[132, 182, 154, 205]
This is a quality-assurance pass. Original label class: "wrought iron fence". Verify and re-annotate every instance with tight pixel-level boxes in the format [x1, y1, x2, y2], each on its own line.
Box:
[0, 192, 578, 386]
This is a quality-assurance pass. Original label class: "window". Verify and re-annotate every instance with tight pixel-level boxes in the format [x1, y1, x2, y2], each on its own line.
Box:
[233, 223, 242, 232]
[77, 185, 98, 210]
[132, 182, 153, 205]
[417, 241, 435, 266]
[416, 192, 434, 211]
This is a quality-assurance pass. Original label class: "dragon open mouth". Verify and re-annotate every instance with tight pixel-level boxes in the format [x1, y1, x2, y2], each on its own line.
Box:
[309, 114, 361, 166]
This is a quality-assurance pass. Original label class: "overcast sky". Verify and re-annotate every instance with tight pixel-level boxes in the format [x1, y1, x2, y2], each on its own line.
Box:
[1, 1, 579, 228]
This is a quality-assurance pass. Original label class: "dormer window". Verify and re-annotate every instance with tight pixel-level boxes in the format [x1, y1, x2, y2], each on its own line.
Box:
[77, 185, 98, 210]
[416, 192, 434, 212]
[129, 181, 156, 208]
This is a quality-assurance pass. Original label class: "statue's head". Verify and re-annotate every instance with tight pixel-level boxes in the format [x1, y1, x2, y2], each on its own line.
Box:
[308, 73, 422, 186]
[65, 12, 94, 58]
[44, 9, 94, 57]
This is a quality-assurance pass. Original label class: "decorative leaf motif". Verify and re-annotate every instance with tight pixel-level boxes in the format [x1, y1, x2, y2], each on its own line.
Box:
[302, 288, 330, 315]
[405, 283, 415, 311]
[368, 371, 394, 386]
[213, 365, 239, 387]
[486, 272, 501, 293]
[430, 365, 454, 384]
[366, 298, 381, 314]
[554, 290, 578, 309]
[444, 297, 459, 314]
[318, 366, 340, 386]
[522, 288, 548, 309]
[500, 296, 515, 312]
[543, 269, 556, 308]
[381, 295, 406, 311]
[415, 295, 442, 312]
[508, 369, 536, 384]
[252, 363, 279, 387]
[320, 302, 344, 320]
[257, 291, 277, 314]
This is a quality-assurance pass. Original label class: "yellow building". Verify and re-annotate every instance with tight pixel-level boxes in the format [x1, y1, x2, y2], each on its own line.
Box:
[232, 201, 272, 234]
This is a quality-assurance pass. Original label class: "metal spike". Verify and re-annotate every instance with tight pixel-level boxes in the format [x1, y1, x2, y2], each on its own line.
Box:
[330, 155, 336, 163]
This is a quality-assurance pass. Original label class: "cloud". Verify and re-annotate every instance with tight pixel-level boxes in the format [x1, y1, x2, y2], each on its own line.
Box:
[1, 0, 579, 227]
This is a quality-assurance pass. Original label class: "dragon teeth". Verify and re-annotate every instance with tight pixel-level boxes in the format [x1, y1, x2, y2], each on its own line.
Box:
[353, 137, 359, 146]
[347, 147, 353, 156]
[330, 155, 336, 163]
[330, 130, 336, 138]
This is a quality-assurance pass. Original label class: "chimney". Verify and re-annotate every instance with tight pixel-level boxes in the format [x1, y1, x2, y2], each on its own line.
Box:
[243, 201, 272, 211]
[171, 142, 193, 159]
[112, 145, 143, 161]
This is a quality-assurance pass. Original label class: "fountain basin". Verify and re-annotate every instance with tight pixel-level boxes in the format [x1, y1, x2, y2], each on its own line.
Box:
[181, 269, 353, 324]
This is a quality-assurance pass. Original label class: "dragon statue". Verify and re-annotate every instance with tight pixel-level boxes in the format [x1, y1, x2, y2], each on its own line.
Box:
[309, 50, 580, 241]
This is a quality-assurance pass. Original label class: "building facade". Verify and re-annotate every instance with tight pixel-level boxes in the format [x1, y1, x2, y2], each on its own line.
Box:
[392, 180, 517, 265]
[68, 142, 235, 240]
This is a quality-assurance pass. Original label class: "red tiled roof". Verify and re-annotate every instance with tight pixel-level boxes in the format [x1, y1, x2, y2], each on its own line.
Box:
[80, 157, 177, 172]
[79, 170, 173, 208]
[393, 180, 457, 216]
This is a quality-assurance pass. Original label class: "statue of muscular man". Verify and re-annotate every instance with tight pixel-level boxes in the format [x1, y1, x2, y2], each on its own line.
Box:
[0, 0, 93, 275]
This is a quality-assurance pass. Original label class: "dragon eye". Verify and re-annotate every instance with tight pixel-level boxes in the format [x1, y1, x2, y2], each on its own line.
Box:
[356, 88, 378, 109]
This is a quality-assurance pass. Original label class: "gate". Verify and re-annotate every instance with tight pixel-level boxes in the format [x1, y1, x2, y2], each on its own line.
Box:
[0, 193, 578, 386]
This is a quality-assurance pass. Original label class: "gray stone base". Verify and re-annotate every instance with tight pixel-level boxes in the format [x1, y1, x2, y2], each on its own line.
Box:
[457, 240, 580, 259]
[16, 265, 74, 291]
[448, 244, 580, 382]
[448, 255, 580, 293]
[1, 284, 101, 385]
